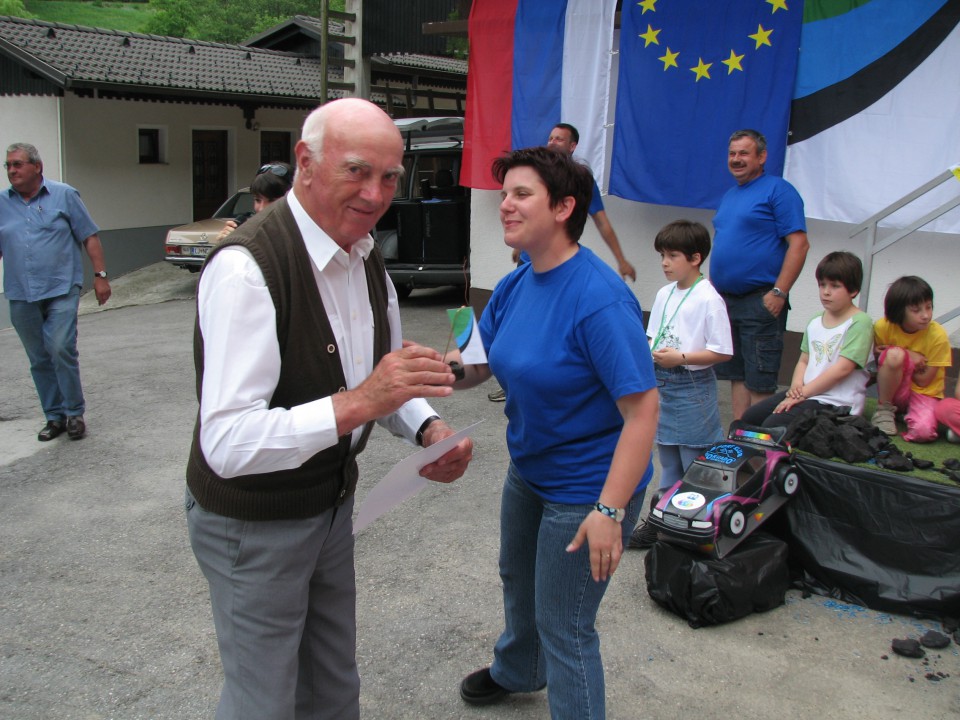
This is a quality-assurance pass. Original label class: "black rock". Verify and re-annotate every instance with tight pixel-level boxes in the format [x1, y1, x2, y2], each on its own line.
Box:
[921, 630, 951, 649]
[891, 638, 925, 658]
[912, 458, 934, 470]
[943, 458, 960, 470]
[878, 454, 914, 472]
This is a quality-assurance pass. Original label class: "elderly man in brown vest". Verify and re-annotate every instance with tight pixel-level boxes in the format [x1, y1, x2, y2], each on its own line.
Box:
[185, 98, 473, 720]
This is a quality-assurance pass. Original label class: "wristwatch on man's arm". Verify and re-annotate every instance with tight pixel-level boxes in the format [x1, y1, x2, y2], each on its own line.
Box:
[416, 415, 442, 447]
[93, 270, 108, 279]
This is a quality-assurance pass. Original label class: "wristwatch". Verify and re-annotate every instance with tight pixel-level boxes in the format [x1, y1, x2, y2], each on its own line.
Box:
[93, 270, 108, 279]
[594, 502, 625, 523]
[415, 415, 441, 447]
[771, 286, 787, 298]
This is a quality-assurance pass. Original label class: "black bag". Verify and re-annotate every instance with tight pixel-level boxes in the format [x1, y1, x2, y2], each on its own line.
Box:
[644, 532, 789, 628]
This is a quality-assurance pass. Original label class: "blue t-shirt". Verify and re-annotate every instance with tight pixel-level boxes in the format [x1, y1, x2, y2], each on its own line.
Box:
[588, 178, 604, 216]
[710, 174, 805, 295]
[479, 245, 656, 503]
[0, 179, 99, 302]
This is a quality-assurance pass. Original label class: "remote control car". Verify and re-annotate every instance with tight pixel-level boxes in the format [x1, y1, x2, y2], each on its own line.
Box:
[647, 421, 800, 559]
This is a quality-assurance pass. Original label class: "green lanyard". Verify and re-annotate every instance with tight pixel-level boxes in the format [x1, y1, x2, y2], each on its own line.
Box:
[651, 275, 703, 351]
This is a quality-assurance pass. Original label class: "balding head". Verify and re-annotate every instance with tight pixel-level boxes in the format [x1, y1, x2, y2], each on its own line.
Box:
[294, 100, 405, 250]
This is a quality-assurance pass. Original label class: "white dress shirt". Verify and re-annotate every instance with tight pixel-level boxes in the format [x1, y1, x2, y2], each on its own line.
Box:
[197, 191, 436, 479]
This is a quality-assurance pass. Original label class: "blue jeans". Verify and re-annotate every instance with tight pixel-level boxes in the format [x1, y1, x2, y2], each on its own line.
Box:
[490, 464, 643, 719]
[657, 443, 708, 490]
[9, 286, 85, 420]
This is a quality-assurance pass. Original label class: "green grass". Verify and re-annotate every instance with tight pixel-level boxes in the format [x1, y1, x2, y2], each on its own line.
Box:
[23, 0, 155, 33]
[851, 398, 960, 487]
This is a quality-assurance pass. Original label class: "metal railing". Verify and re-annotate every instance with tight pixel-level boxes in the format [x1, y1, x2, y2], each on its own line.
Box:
[851, 166, 960, 319]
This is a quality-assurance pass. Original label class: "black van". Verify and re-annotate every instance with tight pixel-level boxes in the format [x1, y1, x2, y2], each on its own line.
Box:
[375, 117, 469, 298]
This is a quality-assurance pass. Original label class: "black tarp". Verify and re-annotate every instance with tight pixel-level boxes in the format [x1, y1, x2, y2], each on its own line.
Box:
[645, 532, 790, 628]
[777, 455, 960, 620]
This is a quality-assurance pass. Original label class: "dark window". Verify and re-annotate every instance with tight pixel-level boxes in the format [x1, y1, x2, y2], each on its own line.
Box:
[138, 128, 161, 164]
[260, 131, 292, 165]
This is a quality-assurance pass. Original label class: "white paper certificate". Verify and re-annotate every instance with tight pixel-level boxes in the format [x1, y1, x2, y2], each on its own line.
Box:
[353, 422, 482, 534]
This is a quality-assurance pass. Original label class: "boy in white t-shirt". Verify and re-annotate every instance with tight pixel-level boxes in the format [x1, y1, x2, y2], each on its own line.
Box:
[629, 220, 732, 550]
[742, 251, 873, 428]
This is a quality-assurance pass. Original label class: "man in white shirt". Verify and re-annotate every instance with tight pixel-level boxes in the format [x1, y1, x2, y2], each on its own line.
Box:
[186, 98, 473, 720]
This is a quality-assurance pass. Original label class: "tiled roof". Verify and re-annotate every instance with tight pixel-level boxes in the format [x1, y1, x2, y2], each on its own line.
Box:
[241, 14, 347, 46]
[0, 15, 330, 103]
[372, 52, 467, 76]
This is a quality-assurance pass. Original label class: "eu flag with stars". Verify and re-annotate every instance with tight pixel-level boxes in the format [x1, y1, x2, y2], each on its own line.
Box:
[609, 0, 803, 209]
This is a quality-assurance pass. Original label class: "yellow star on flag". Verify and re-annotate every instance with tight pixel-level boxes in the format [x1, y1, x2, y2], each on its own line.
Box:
[638, 0, 657, 13]
[749, 24, 774, 49]
[721, 49, 744, 74]
[767, 0, 788, 12]
[639, 24, 661, 47]
[690, 58, 712, 82]
[659, 47, 679, 70]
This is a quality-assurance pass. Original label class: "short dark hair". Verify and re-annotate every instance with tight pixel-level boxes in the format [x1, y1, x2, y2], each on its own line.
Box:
[492, 146, 593, 242]
[552, 123, 579, 145]
[729, 129, 767, 155]
[815, 251, 863, 295]
[653, 220, 711, 267]
[250, 162, 293, 201]
[884, 276, 934, 326]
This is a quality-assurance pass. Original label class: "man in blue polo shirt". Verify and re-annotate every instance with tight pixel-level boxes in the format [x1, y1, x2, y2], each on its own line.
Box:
[0, 143, 111, 441]
[710, 129, 809, 420]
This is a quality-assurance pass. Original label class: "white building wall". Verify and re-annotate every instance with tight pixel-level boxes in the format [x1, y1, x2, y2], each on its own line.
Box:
[57, 95, 306, 229]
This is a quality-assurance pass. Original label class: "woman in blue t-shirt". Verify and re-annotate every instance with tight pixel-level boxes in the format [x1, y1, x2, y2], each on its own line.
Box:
[447, 146, 658, 719]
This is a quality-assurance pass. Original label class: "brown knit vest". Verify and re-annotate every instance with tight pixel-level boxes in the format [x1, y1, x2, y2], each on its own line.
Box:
[186, 197, 390, 520]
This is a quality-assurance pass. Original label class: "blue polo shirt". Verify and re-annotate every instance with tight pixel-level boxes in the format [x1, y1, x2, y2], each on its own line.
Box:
[0, 179, 99, 302]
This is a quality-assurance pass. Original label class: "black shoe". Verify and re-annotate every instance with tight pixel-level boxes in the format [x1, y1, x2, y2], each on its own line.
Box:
[66, 415, 86, 440]
[628, 519, 659, 550]
[460, 667, 510, 706]
[38, 420, 65, 442]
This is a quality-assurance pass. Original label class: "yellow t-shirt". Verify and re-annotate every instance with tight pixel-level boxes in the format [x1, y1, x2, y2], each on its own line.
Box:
[874, 317, 952, 398]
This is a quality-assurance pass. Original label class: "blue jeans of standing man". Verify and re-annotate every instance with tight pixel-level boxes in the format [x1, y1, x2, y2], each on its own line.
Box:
[9, 286, 85, 420]
[490, 464, 643, 719]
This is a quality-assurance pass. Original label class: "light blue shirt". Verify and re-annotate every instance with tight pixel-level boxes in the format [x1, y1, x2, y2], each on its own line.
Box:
[0, 179, 99, 302]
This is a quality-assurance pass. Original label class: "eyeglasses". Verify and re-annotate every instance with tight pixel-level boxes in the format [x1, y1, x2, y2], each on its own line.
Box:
[258, 163, 290, 178]
[4, 161, 35, 170]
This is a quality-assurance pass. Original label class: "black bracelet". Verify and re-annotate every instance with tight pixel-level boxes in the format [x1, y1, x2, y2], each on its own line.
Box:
[416, 415, 441, 447]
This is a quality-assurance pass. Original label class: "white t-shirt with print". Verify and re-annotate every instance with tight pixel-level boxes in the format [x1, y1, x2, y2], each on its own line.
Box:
[647, 278, 733, 371]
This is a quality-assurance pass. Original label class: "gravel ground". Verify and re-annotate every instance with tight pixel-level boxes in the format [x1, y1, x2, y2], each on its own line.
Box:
[1, 264, 958, 719]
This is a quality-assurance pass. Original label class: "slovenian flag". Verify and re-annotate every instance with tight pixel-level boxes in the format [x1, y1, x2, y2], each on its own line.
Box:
[784, 0, 960, 234]
[609, 0, 803, 210]
[461, 0, 618, 190]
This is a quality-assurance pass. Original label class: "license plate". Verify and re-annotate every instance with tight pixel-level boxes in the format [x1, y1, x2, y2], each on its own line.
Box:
[186, 245, 211, 257]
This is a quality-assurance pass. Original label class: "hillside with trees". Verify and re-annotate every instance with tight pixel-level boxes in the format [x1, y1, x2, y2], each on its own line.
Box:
[15, 0, 346, 44]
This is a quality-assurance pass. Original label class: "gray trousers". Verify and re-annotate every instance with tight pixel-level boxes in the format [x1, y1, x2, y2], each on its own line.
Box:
[186, 488, 359, 720]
